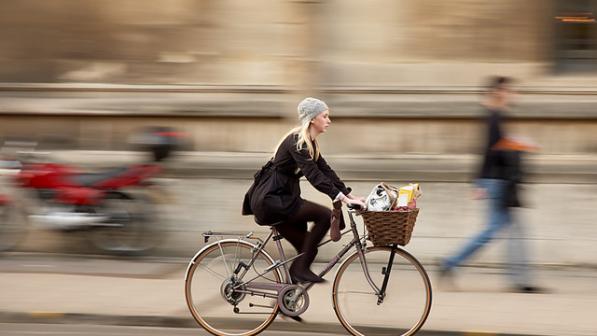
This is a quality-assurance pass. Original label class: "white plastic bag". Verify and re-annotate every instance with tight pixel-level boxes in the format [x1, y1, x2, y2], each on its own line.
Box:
[365, 183, 398, 211]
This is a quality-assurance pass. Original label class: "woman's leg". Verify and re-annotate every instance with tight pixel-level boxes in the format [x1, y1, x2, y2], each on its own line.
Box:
[277, 200, 331, 283]
[276, 219, 307, 253]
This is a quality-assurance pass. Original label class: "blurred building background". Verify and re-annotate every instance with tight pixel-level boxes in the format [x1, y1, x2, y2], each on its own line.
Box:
[1, 0, 596, 154]
[1, 0, 597, 266]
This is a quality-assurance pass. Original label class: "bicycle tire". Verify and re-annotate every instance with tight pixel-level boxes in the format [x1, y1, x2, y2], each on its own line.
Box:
[332, 246, 432, 336]
[185, 239, 283, 336]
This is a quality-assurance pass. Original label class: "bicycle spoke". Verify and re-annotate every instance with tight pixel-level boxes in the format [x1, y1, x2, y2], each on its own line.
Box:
[231, 241, 241, 273]
[337, 290, 376, 295]
[197, 263, 227, 280]
[192, 292, 229, 315]
[217, 241, 231, 277]
[185, 240, 281, 336]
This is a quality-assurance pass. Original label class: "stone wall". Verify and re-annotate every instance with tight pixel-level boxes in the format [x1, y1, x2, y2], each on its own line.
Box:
[0, 0, 553, 85]
[0, 112, 596, 154]
[0, 1, 595, 156]
[320, 0, 551, 85]
[15, 178, 597, 267]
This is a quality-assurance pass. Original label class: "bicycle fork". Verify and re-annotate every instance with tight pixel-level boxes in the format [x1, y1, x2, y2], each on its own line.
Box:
[378, 244, 398, 304]
[357, 245, 397, 305]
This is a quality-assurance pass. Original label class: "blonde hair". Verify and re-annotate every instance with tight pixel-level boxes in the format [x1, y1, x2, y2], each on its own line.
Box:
[273, 122, 320, 161]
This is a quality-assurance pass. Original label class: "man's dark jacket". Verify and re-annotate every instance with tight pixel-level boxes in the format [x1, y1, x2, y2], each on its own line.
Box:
[242, 133, 350, 225]
[478, 108, 525, 208]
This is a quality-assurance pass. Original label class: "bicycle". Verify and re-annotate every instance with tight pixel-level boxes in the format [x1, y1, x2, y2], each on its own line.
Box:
[184, 205, 432, 336]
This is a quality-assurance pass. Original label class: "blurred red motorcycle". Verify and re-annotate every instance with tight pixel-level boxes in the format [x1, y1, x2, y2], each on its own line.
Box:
[0, 128, 181, 254]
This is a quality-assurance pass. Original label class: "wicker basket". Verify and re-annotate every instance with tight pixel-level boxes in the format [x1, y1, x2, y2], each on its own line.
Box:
[360, 208, 419, 246]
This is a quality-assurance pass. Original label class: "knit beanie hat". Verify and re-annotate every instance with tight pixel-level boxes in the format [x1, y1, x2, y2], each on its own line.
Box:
[297, 97, 328, 125]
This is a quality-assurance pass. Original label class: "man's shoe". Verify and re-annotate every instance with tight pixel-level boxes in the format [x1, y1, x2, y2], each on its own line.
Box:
[437, 260, 454, 280]
[514, 285, 547, 294]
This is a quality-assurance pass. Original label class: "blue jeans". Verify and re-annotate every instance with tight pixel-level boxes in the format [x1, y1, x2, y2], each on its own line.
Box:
[443, 179, 531, 286]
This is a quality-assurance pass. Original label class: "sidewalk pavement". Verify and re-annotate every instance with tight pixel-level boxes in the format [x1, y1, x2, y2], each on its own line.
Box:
[1, 254, 596, 335]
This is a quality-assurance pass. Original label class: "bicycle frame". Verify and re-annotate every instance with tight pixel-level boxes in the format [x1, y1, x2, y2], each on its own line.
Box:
[202, 209, 392, 303]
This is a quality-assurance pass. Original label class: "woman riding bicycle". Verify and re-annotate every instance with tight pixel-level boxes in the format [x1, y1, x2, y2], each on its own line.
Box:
[243, 97, 366, 283]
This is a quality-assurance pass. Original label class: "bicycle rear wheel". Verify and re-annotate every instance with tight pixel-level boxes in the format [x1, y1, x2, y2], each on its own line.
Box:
[185, 240, 282, 336]
[332, 246, 432, 336]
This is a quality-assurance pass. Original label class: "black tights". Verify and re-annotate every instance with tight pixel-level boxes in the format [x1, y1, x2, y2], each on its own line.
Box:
[276, 200, 331, 270]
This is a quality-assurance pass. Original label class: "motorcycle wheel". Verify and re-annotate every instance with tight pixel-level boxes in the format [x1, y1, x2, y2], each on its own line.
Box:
[87, 191, 161, 255]
[0, 203, 26, 252]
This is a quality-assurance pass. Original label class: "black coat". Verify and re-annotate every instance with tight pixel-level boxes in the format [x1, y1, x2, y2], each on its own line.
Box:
[477, 108, 525, 208]
[242, 133, 350, 225]
[479, 108, 507, 180]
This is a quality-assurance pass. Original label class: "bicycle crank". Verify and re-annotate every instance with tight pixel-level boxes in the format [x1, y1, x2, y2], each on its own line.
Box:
[277, 285, 309, 317]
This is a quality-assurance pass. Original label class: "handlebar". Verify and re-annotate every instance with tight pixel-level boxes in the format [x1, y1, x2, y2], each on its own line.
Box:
[347, 203, 365, 211]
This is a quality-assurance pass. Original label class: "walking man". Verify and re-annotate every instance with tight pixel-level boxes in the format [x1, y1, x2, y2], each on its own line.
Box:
[439, 76, 542, 293]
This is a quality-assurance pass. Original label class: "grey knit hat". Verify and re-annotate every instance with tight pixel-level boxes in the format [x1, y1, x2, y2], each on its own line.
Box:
[297, 97, 328, 124]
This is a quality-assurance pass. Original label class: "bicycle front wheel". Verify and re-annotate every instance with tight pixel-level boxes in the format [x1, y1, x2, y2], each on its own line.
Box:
[185, 240, 282, 336]
[333, 246, 432, 336]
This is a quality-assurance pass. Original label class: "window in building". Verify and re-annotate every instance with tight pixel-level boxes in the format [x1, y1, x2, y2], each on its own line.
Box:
[554, 0, 597, 72]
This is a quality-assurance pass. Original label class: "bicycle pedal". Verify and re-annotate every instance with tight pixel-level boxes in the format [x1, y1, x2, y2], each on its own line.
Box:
[249, 303, 274, 309]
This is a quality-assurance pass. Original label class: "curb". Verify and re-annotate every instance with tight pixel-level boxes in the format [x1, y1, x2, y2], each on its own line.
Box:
[3, 252, 597, 272]
[0, 311, 538, 336]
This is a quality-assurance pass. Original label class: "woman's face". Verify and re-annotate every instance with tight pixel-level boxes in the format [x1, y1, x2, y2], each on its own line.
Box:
[310, 110, 331, 135]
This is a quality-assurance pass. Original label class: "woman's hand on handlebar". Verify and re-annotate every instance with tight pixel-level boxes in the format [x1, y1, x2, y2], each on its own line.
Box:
[341, 194, 366, 210]
[346, 193, 366, 204]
